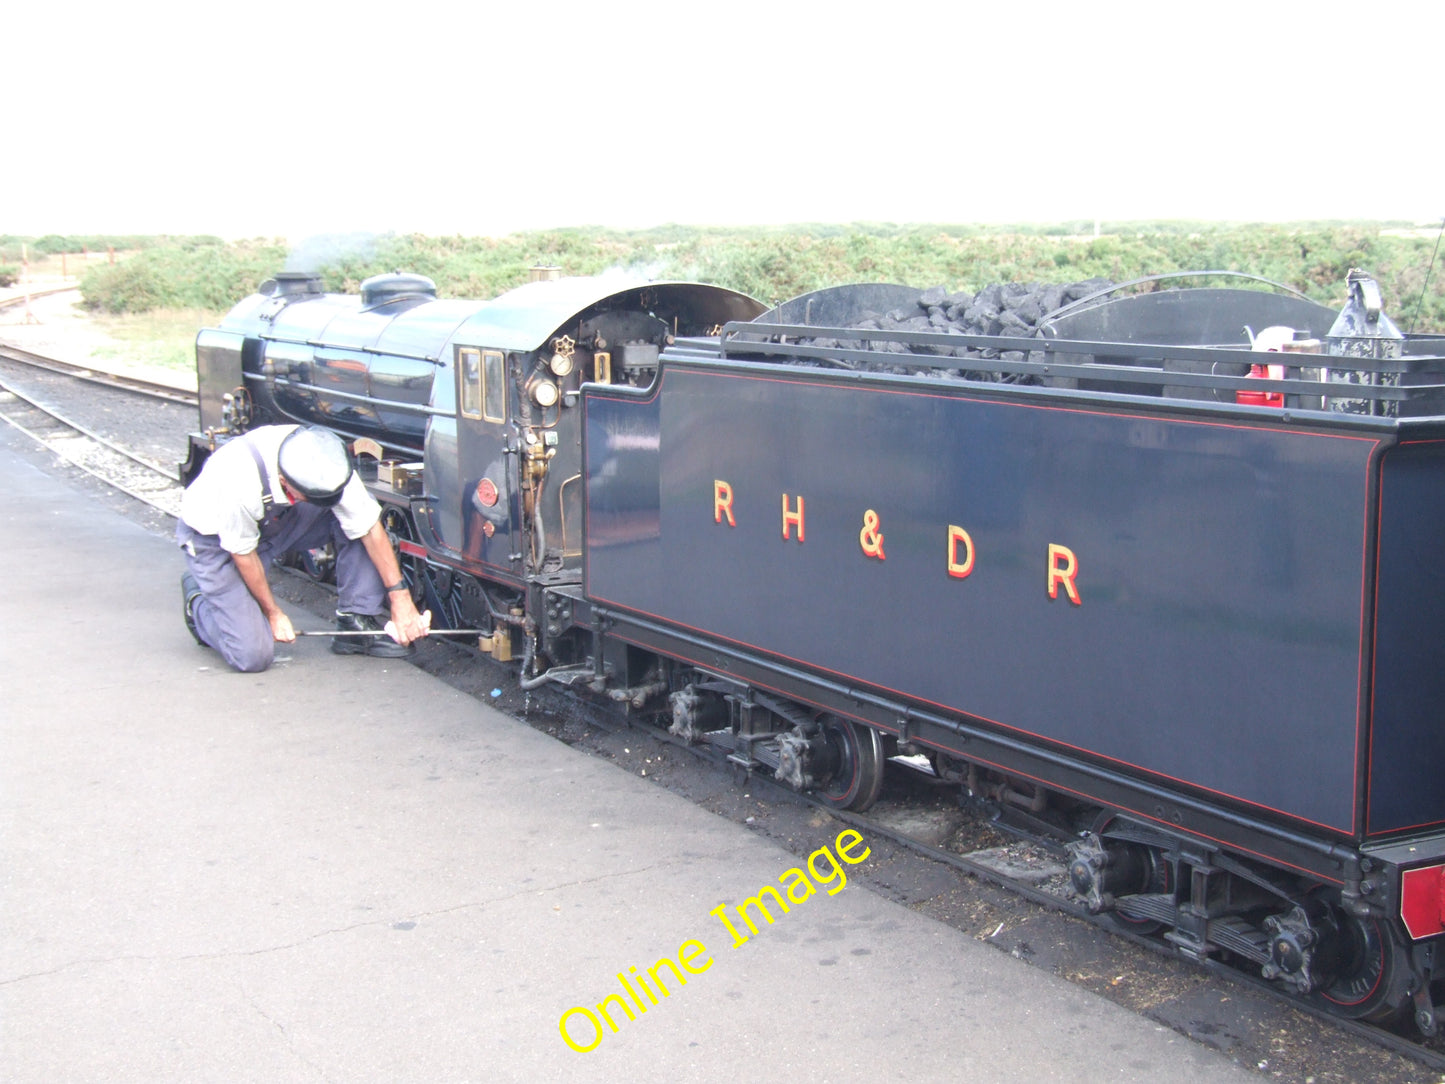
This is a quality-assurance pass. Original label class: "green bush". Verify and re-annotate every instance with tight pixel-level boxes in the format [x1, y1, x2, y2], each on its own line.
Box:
[80, 238, 287, 313]
[79, 260, 175, 312]
[0, 264, 18, 288]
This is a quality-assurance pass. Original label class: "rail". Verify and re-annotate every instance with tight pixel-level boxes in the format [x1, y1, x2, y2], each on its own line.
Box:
[0, 342, 198, 407]
[0, 375, 184, 516]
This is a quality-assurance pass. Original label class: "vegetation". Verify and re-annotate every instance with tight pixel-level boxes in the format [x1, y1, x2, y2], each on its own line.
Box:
[50, 223, 1445, 333]
[0, 265, 17, 288]
[77, 237, 287, 313]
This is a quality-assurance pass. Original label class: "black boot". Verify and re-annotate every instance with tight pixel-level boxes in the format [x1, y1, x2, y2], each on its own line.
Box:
[332, 611, 415, 658]
[181, 572, 205, 646]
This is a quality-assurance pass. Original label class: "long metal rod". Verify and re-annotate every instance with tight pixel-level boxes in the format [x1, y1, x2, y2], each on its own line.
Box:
[295, 628, 477, 637]
[244, 373, 450, 416]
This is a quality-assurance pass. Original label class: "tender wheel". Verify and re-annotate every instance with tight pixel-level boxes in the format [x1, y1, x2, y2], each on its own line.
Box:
[1088, 814, 1172, 935]
[1311, 910, 1409, 1024]
[813, 717, 885, 812]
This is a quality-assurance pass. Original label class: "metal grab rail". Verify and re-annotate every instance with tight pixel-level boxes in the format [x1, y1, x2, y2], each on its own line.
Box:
[715, 322, 1445, 408]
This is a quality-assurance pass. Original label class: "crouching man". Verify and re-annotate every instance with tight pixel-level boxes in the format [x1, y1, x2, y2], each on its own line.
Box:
[176, 424, 429, 672]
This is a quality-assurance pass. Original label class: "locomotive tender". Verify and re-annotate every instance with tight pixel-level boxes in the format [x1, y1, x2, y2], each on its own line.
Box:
[183, 267, 1445, 1030]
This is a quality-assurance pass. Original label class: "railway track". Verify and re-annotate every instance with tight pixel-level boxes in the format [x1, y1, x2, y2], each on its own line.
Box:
[5, 347, 1443, 1081]
[0, 340, 198, 407]
[0, 348, 186, 518]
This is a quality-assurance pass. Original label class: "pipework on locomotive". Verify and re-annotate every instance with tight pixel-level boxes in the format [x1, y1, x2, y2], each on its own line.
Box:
[182, 267, 1445, 1032]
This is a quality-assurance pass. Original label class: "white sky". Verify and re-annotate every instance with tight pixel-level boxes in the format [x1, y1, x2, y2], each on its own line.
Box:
[6, 1, 1442, 241]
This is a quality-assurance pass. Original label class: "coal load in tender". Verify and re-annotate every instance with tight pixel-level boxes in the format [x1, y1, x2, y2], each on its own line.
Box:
[797, 278, 1112, 382]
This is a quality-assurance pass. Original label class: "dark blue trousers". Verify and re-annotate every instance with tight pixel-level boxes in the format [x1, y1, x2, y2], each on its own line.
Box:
[177, 505, 385, 672]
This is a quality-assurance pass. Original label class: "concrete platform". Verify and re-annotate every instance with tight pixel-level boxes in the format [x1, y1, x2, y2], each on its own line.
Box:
[0, 432, 1257, 1083]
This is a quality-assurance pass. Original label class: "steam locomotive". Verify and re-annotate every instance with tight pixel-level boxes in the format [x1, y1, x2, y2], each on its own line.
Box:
[181, 266, 1445, 1031]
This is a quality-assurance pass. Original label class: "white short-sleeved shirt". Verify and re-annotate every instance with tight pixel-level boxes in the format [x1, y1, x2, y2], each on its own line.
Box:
[180, 424, 381, 554]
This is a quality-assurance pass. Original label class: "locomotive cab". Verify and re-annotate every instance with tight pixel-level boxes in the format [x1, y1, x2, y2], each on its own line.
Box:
[412, 280, 764, 597]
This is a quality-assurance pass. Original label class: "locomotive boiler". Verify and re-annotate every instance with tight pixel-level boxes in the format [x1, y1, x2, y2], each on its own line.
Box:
[182, 267, 1445, 1031]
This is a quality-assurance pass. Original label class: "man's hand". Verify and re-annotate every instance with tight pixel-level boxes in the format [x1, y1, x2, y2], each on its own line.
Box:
[385, 608, 431, 645]
[386, 595, 429, 644]
[268, 609, 296, 643]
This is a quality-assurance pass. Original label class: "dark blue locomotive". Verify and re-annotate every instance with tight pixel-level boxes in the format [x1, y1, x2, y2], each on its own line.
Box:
[183, 267, 1445, 1030]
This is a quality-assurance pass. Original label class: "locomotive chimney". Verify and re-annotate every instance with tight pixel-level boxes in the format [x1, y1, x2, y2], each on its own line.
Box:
[264, 271, 325, 298]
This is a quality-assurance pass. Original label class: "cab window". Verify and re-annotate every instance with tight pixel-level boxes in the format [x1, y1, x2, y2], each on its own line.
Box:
[459, 348, 506, 422]
[483, 350, 505, 422]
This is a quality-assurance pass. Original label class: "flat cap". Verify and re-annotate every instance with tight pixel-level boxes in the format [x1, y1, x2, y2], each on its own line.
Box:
[277, 426, 353, 507]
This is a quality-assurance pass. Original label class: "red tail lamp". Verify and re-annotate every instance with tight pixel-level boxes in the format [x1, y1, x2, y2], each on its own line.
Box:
[1400, 863, 1445, 940]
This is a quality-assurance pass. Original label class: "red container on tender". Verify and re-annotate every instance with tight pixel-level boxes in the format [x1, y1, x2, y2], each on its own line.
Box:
[1237, 362, 1284, 407]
